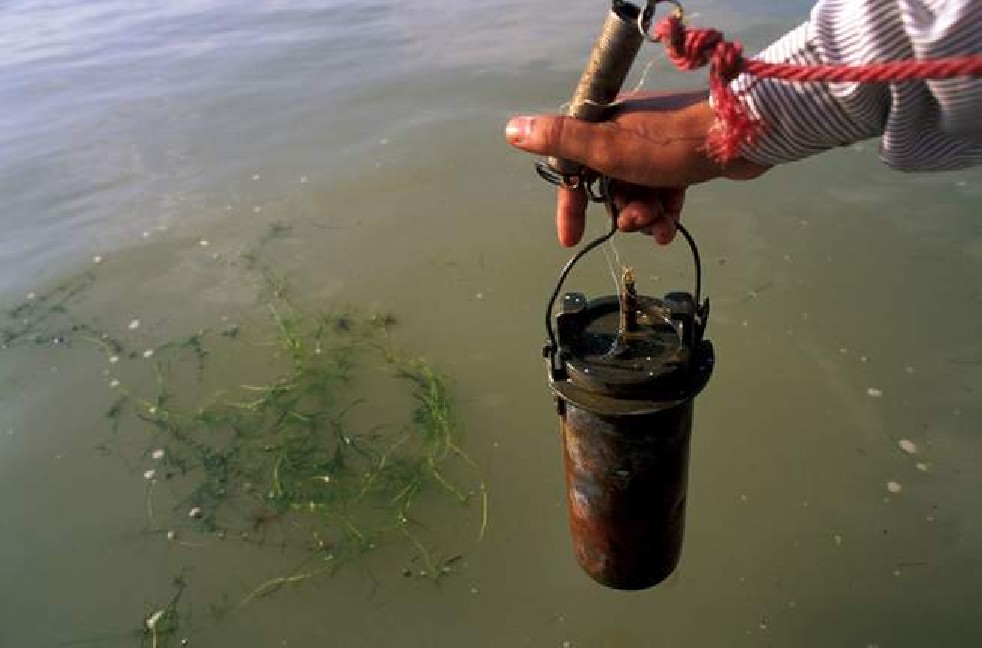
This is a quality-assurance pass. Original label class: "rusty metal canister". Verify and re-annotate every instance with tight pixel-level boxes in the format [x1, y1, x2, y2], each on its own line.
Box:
[547, 288, 714, 589]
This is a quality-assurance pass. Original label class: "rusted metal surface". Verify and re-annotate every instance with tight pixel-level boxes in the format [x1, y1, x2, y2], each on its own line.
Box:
[546, 1, 644, 177]
[560, 400, 693, 590]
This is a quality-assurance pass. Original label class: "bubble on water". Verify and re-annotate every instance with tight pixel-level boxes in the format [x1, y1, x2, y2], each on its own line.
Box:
[252, 173, 261, 181]
[898, 439, 917, 454]
[128, 319, 141, 330]
[93, 255, 103, 264]
[739, 494, 747, 502]
[887, 481, 902, 494]
[199, 239, 210, 247]
[867, 387, 883, 398]
[860, 355, 869, 363]
[299, 176, 308, 183]
[476, 293, 484, 300]
[109, 379, 120, 388]
[143, 231, 151, 238]
[27, 292, 36, 300]
[143, 349, 155, 359]
[152, 448, 165, 460]
[833, 533, 842, 546]
[144, 469, 156, 481]
[839, 348, 848, 355]
[470, 587, 479, 594]
[905, 365, 914, 374]
[916, 462, 928, 472]
[109, 355, 119, 364]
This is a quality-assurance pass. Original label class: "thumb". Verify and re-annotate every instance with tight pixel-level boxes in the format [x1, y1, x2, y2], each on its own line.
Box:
[504, 115, 605, 168]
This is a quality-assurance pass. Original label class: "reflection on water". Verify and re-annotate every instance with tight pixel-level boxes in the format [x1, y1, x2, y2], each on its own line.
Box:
[1, 0, 981, 646]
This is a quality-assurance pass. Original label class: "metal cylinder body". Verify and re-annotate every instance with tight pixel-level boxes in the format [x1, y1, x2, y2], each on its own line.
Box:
[547, 2, 644, 176]
[560, 399, 693, 590]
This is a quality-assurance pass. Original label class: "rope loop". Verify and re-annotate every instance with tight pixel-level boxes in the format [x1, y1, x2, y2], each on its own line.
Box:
[646, 9, 982, 164]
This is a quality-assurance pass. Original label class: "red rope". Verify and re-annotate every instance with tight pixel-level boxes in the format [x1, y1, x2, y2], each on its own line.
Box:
[654, 15, 982, 163]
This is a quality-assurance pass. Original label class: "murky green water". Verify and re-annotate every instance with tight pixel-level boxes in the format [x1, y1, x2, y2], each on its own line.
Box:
[2, 1, 981, 646]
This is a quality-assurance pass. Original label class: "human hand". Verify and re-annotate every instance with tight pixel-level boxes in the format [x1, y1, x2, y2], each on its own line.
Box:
[504, 91, 769, 246]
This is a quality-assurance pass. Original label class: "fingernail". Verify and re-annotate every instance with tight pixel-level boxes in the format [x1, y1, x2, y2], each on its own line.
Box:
[505, 116, 533, 145]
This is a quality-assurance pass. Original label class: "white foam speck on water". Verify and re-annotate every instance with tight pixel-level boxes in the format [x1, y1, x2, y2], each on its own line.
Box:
[898, 439, 917, 454]
[887, 481, 902, 494]
[143, 349, 154, 359]
[475, 293, 484, 300]
[109, 355, 119, 364]
[253, 206, 262, 213]
[109, 378, 120, 388]
[833, 533, 842, 546]
[905, 365, 914, 373]
[27, 292, 36, 300]
[867, 387, 883, 398]
[143, 469, 155, 481]
[142, 231, 150, 238]
[252, 173, 261, 181]
[860, 355, 869, 363]
[93, 255, 103, 264]
[916, 462, 928, 472]
[839, 348, 847, 355]
[128, 319, 140, 330]
[299, 176, 308, 183]
[199, 239, 209, 247]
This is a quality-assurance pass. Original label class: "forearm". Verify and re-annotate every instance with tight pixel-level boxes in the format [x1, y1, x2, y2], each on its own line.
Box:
[732, 0, 982, 171]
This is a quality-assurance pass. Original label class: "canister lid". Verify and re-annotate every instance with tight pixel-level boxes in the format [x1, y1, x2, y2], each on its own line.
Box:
[549, 292, 714, 415]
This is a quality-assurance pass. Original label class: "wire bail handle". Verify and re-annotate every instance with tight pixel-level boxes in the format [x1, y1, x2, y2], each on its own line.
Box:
[543, 178, 708, 378]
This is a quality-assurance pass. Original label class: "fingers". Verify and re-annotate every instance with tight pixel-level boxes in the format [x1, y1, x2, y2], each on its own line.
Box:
[612, 185, 686, 245]
[556, 185, 588, 247]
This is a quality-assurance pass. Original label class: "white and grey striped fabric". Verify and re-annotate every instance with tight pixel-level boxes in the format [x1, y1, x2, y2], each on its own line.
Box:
[732, 0, 981, 170]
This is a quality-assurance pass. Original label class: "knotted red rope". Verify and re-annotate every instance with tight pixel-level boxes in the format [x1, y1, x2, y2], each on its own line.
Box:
[653, 14, 982, 163]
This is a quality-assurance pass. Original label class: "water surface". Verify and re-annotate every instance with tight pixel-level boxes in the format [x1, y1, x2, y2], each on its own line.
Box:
[1, 1, 980, 646]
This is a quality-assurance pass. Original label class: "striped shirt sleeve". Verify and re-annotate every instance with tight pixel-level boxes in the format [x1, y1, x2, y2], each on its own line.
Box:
[731, 0, 982, 171]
